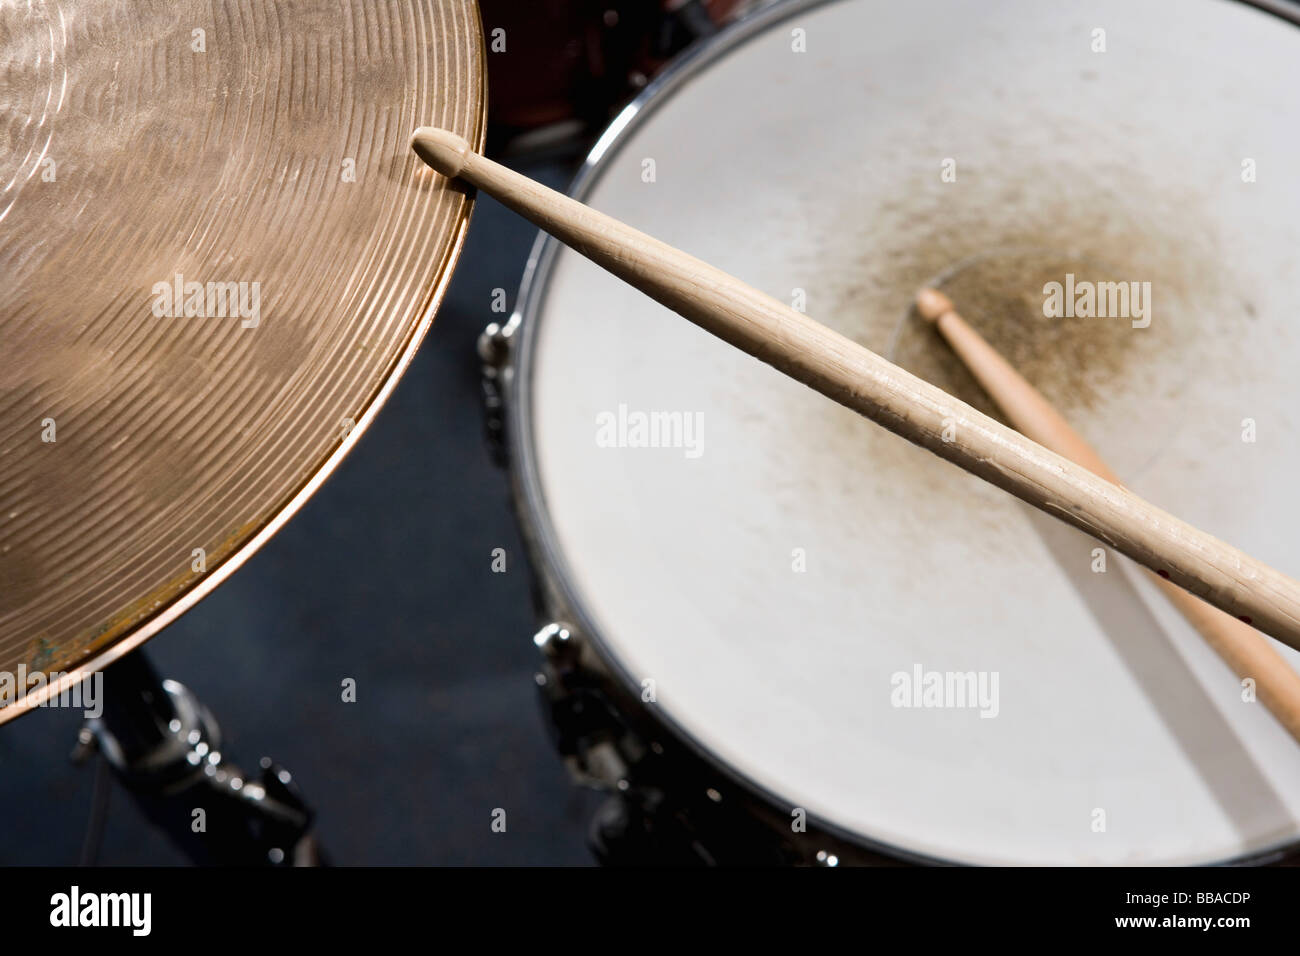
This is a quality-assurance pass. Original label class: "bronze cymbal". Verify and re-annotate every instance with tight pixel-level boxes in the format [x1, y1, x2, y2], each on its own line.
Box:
[0, 0, 486, 720]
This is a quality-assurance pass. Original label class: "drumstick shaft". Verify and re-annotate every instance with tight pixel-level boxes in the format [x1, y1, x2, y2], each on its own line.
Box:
[410, 127, 1300, 651]
[919, 290, 1300, 742]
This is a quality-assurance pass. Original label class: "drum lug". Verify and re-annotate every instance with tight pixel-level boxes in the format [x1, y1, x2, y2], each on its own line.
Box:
[532, 620, 576, 663]
[529, 623, 882, 865]
[478, 314, 519, 466]
[532, 622, 633, 791]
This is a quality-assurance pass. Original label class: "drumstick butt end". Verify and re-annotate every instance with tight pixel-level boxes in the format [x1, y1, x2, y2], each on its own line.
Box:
[915, 287, 955, 323]
[411, 127, 470, 178]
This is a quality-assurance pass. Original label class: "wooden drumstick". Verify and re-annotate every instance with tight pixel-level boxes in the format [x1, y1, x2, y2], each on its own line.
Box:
[916, 288, 1300, 743]
[410, 126, 1300, 651]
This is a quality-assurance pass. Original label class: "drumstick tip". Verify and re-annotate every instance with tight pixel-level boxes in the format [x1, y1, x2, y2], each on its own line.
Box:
[411, 126, 470, 178]
[915, 287, 955, 323]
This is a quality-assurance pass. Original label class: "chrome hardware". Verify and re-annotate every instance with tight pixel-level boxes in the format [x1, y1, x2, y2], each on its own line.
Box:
[532, 621, 576, 662]
[478, 313, 520, 466]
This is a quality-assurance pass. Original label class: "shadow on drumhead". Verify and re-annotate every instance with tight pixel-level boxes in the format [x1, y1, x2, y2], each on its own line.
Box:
[1024, 505, 1293, 841]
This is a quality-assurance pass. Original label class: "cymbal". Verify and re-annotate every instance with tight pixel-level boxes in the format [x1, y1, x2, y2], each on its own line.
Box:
[0, 0, 486, 720]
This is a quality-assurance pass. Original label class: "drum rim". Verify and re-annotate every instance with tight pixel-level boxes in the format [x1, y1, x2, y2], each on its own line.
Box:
[507, 0, 1300, 865]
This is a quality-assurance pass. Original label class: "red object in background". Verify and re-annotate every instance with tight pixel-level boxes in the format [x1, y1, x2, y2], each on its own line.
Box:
[480, 0, 747, 148]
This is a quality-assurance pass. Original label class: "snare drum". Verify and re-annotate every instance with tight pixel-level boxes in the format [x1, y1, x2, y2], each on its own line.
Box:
[495, 0, 1300, 864]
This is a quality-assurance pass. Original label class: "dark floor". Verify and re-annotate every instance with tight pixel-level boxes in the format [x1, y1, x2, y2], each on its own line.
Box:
[0, 156, 606, 866]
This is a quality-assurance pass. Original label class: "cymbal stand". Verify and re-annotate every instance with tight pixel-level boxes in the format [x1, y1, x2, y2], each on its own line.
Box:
[71, 650, 321, 865]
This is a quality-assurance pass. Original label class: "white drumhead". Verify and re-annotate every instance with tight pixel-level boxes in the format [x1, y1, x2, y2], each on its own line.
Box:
[524, 0, 1300, 864]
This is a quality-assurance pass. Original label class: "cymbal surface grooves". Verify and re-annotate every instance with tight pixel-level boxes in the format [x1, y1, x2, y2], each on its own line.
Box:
[0, 0, 486, 717]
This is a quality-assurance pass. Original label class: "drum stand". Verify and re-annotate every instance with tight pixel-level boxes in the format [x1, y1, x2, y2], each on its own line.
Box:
[71, 651, 321, 866]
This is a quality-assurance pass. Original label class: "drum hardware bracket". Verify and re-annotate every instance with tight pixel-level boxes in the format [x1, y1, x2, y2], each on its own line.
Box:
[478, 314, 520, 467]
[533, 621, 723, 863]
[71, 650, 322, 866]
[533, 622, 635, 791]
[531, 620, 875, 865]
